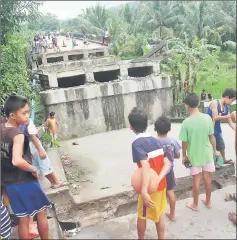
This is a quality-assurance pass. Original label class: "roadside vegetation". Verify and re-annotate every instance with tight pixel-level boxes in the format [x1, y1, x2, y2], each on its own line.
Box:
[1, 1, 236, 121]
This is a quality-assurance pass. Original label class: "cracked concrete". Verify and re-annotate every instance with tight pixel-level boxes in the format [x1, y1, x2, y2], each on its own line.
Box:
[70, 185, 236, 239]
[59, 123, 236, 203]
[56, 123, 236, 227]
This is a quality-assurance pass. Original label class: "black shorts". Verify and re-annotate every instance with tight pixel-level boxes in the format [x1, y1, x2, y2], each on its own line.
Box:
[166, 167, 176, 191]
[215, 134, 225, 152]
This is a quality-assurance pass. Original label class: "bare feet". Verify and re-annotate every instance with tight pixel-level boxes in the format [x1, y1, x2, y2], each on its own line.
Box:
[201, 199, 211, 209]
[186, 202, 199, 211]
[29, 222, 39, 237]
[51, 181, 68, 189]
[165, 212, 176, 222]
[228, 212, 236, 224]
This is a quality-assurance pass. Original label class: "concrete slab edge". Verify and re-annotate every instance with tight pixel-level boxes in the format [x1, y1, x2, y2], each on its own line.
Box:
[58, 164, 235, 227]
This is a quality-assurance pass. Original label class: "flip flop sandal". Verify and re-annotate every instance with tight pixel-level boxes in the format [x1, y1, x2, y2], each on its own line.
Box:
[224, 159, 235, 165]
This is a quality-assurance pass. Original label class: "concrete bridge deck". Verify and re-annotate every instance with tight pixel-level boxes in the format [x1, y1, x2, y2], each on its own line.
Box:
[47, 36, 104, 54]
[59, 123, 236, 204]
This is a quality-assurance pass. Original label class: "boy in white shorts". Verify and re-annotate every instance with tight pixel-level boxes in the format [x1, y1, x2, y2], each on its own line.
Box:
[19, 119, 65, 188]
[179, 93, 220, 211]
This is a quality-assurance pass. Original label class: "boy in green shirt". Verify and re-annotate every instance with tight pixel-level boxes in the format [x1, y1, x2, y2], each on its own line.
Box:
[179, 93, 219, 211]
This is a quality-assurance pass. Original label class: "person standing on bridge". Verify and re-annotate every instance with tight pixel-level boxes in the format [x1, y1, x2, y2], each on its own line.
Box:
[1, 95, 51, 239]
[128, 107, 170, 239]
[154, 116, 181, 222]
[179, 93, 220, 211]
[207, 88, 236, 168]
[52, 35, 60, 52]
[102, 28, 109, 45]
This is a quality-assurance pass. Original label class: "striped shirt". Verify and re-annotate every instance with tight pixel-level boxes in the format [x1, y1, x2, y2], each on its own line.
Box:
[1, 199, 11, 239]
[132, 132, 167, 191]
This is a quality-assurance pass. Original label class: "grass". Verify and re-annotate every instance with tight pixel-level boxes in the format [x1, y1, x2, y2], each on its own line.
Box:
[195, 51, 236, 99]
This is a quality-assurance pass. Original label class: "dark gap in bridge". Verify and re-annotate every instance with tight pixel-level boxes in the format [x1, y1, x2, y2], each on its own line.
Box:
[68, 54, 84, 61]
[89, 52, 104, 58]
[57, 75, 86, 88]
[94, 69, 120, 83]
[47, 56, 64, 63]
[128, 66, 153, 77]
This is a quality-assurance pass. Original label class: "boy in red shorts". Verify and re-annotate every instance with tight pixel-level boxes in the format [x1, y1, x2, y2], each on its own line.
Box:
[128, 107, 170, 239]
[1, 95, 51, 239]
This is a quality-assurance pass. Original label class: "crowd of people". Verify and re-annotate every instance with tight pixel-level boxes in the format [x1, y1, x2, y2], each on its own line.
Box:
[0, 87, 236, 239]
[129, 88, 236, 239]
[32, 28, 111, 54]
[33, 33, 60, 53]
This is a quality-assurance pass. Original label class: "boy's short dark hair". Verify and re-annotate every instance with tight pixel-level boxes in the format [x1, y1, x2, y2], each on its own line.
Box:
[128, 107, 148, 133]
[222, 88, 236, 99]
[4, 95, 28, 117]
[154, 115, 171, 135]
[184, 93, 199, 108]
[50, 112, 55, 117]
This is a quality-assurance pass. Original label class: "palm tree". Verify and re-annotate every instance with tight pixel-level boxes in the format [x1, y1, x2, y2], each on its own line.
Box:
[81, 3, 109, 30]
[177, 1, 212, 40]
[139, 1, 182, 41]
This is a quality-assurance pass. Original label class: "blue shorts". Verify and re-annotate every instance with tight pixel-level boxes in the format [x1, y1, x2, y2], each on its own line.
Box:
[6, 181, 51, 217]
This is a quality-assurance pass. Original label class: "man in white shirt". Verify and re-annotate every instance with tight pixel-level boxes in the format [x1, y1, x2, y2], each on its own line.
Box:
[19, 119, 65, 189]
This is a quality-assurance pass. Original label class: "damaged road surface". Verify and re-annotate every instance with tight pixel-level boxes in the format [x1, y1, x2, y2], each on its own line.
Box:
[69, 185, 236, 239]
[56, 123, 236, 230]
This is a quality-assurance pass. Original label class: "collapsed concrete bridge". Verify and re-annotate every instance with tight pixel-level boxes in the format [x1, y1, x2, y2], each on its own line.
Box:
[37, 36, 173, 139]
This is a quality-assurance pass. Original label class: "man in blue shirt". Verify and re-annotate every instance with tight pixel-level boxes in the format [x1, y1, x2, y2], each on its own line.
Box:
[207, 88, 236, 167]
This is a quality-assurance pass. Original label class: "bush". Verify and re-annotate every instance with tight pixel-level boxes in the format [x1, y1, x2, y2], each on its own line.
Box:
[41, 131, 52, 148]
[1, 33, 34, 110]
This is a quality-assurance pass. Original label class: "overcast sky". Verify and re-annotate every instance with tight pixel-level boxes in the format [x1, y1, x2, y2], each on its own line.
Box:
[39, 1, 132, 20]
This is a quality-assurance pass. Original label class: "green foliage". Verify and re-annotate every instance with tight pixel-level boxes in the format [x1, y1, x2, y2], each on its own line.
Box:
[41, 131, 59, 148]
[1, 0, 43, 43]
[41, 131, 52, 148]
[28, 12, 60, 32]
[34, 94, 45, 126]
[222, 41, 236, 53]
[1, 33, 35, 109]
[195, 51, 236, 98]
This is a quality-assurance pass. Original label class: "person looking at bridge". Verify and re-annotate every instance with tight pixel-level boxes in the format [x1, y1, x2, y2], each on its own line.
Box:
[40, 36, 47, 53]
[201, 89, 207, 101]
[128, 107, 170, 239]
[1, 95, 51, 239]
[45, 112, 59, 147]
[52, 35, 60, 52]
[179, 93, 220, 211]
[33, 34, 40, 53]
[102, 28, 109, 45]
[155, 116, 181, 222]
[207, 88, 236, 168]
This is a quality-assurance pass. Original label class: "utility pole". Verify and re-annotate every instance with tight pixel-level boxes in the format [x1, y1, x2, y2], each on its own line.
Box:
[30, 78, 36, 122]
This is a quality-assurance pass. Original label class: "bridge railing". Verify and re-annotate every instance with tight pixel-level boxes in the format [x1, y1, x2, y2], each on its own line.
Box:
[60, 32, 110, 46]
